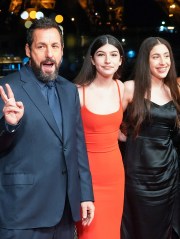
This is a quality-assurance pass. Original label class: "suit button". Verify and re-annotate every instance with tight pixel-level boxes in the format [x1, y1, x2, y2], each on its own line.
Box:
[63, 147, 67, 151]
[62, 169, 67, 175]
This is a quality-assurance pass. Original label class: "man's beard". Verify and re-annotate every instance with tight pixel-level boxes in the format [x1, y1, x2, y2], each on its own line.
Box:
[31, 58, 60, 83]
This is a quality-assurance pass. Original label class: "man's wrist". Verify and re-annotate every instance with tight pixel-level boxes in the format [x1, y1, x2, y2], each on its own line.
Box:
[5, 121, 21, 133]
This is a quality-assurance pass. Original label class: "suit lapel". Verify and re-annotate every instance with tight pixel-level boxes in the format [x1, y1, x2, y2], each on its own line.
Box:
[19, 66, 62, 142]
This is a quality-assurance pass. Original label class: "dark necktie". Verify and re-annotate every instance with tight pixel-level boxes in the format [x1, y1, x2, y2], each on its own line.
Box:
[46, 81, 62, 134]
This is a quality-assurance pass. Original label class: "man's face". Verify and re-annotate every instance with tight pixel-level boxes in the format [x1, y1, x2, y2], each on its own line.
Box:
[25, 28, 63, 82]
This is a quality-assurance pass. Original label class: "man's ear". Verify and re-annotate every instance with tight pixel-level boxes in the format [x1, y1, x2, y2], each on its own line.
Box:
[25, 44, 31, 58]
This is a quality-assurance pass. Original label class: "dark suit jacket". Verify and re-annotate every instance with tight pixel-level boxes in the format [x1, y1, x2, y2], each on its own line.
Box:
[0, 66, 94, 229]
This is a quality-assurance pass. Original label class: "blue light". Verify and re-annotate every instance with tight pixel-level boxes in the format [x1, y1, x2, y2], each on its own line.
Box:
[127, 50, 136, 58]
[159, 26, 167, 32]
[23, 57, 29, 65]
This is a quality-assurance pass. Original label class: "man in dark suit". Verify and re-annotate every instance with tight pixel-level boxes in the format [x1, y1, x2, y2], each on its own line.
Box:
[0, 17, 94, 239]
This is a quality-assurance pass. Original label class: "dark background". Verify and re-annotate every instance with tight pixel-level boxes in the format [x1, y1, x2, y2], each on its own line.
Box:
[0, 0, 179, 80]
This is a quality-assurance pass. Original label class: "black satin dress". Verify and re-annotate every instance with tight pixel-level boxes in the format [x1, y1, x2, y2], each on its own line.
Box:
[172, 126, 180, 239]
[121, 100, 179, 239]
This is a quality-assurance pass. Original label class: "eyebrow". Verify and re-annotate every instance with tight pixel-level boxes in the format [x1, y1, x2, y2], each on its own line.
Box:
[96, 50, 119, 53]
[151, 52, 169, 56]
[36, 42, 60, 45]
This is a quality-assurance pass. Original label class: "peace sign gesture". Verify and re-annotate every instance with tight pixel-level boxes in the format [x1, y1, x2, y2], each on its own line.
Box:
[0, 83, 24, 125]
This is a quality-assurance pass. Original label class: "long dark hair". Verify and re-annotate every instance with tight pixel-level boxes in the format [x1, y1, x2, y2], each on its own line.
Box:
[74, 34, 124, 85]
[127, 37, 180, 136]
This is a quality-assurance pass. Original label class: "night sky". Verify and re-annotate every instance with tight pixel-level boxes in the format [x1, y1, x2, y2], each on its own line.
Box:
[0, 0, 179, 77]
[123, 0, 168, 27]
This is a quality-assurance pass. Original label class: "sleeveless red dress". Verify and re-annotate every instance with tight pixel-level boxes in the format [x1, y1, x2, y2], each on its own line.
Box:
[76, 80, 125, 239]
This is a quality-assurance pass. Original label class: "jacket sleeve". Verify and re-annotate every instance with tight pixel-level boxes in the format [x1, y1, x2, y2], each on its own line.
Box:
[0, 116, 18, 153]
[75, 88, 94, 202]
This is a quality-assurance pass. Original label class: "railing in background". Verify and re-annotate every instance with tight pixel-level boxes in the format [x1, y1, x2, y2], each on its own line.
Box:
[0, 56, 22, 78]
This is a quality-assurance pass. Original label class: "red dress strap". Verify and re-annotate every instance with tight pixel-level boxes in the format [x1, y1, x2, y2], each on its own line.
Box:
[115, 80, 122, 106]
[82, 86, 86, 107]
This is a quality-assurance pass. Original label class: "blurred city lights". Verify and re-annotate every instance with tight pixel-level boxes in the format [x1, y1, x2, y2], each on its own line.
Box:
[55, 15, 64, 23]
[20, 11, 29, 20]
[127, 50, 136, 58]
[29, 10, 37, 19]
[36, 11, 44, 19]
[24, 20, 32, 29]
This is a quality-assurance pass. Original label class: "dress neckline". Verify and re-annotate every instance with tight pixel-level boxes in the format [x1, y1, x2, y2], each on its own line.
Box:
[82, 79, 122, 116]
[145, 99, 173, 107]
[82, 105, 121, 116]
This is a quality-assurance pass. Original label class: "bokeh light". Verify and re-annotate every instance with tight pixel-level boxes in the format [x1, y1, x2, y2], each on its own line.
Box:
[29, 10, 37, 19]
[127, 50, 136, 58]
[20, 11, 29, 20]
[36, 11, 44, 19]
[24, 20, 32, 29]
[55, 15, 64, 23]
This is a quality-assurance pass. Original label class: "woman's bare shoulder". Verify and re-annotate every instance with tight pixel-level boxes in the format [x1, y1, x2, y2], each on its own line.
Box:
[117, 79, 124, 85]
[116, 79, 124, 90]
[75, 84, 83, 92]
[76, 84, 82, 88]
[116, 80, 125, 100]
[124, 80, 135, 92]
[75, 84, 83, 105]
